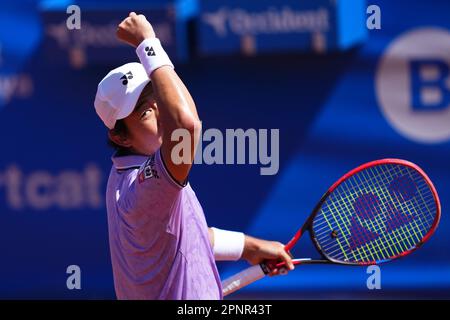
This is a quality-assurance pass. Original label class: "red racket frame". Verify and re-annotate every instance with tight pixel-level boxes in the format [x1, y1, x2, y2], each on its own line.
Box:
[278, 159, 441, 267]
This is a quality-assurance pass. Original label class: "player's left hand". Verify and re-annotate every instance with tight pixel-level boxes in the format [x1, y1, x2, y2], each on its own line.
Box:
[242, 236, 295, 276]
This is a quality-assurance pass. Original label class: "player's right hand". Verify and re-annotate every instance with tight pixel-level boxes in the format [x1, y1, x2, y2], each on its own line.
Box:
[116, 12, 156, 48]
[241, 236, 295, 276]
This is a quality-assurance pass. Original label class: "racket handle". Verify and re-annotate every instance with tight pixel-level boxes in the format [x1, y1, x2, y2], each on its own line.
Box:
[222, 264, 266, 297]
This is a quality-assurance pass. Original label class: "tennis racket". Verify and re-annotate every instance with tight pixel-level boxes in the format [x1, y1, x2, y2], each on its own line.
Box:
[222, 159, 441, 296]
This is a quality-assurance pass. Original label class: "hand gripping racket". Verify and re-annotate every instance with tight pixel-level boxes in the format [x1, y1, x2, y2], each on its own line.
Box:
[222, 159, 441, 296]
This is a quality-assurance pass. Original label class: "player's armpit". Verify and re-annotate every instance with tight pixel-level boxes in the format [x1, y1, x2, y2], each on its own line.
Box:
[208, 228, 215, 248]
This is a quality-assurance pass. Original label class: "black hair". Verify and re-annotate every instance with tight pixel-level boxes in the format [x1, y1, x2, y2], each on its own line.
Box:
[108, 119, 132, 155]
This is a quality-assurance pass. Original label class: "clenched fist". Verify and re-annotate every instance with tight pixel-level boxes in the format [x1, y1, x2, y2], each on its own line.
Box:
[116, 12, 155, 48]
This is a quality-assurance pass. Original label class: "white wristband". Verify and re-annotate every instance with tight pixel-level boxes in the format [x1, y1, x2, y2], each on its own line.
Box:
[136, 38, 174, 76]
[211, 227, 245, 261]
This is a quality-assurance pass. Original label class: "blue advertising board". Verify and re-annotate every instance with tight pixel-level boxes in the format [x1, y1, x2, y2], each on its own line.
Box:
[197, 0, 367, 56]
[40, 0, 198, 67]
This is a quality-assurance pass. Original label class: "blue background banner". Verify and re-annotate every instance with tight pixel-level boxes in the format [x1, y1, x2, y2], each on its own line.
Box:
[197, 0, 367, 56]
[0, 0, 449, 299]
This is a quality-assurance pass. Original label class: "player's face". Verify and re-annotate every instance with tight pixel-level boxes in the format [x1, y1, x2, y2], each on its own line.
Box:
[123, 87, 162, 156]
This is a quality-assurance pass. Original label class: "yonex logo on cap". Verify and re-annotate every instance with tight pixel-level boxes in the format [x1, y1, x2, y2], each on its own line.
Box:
[120, 71, 133, 85]
[145, 46, 156, 56]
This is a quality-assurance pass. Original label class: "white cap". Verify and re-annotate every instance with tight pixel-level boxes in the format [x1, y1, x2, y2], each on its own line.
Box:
[94, 62, 151, 129]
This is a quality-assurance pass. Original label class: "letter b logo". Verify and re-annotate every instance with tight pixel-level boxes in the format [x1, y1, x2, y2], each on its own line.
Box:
[376, 28, 450, 144]
[410, 59, 450, 111]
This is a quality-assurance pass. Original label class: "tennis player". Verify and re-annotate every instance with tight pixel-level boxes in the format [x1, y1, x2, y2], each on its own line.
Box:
[94, 12, 294, 300]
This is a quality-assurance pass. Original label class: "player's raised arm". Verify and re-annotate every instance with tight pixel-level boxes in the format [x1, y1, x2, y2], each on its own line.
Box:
[116, 12, 200, 184]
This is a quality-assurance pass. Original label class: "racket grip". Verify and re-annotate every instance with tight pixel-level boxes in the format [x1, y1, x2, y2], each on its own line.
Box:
[222, 264, 267, 297]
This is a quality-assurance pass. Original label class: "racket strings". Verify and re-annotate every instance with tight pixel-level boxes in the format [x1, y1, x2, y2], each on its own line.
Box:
[328, 168, 431, 261]
[326, 173, 432, 262]
[312, 164, 437, 264]
[314, 178, 431, 245]
[356, 170, 433, 259]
